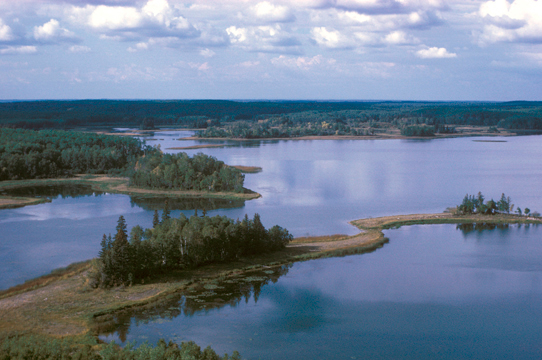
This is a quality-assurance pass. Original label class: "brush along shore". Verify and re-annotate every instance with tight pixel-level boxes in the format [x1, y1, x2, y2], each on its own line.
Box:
[0, 174, 260, 210]
[0, 212, 540, 340]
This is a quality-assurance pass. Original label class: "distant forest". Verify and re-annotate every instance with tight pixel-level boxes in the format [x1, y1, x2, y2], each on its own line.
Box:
[1, 100, 541, 131]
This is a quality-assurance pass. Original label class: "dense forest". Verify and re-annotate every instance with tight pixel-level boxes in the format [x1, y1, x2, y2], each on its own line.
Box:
[130, 151, 245, 193]
[0, 128, 144, 180]
[90, 210, 292, 288]
[0, 335, 240, 360]
[0, 128, 246, 193]
[1, 100, 541, 131]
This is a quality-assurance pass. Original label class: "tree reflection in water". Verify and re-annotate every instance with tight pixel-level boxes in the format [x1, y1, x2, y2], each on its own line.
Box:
[93, 264, 292, 342]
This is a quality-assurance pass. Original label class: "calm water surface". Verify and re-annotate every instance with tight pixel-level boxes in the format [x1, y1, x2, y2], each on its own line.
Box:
[1, 132, 542, 290]
[100, 224, 542, 359]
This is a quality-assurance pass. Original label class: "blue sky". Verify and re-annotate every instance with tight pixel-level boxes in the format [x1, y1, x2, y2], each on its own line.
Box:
[0, 0, 541, 100]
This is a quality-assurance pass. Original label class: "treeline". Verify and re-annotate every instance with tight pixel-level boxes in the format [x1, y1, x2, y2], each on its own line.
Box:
[1, 100, 541, 131]
[0, 335, 240, 360]
[90, 210, 293, 288]
[456, 192, 540, 217]
[0, 128, 144, 180]
[130, 151, 245, 193]
[0, 129, 245, 193]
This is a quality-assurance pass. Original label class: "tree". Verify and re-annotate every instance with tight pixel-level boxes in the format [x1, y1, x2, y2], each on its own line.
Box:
[162, 199, 170, 223]
[524, 208, 531, 216]
[152, 210, 160, 228]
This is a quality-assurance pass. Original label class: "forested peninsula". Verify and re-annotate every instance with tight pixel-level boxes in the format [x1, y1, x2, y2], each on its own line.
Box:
[0, 128, 256, 209]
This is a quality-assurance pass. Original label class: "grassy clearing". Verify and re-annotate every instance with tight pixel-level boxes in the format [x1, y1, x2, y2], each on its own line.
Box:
[231, 165, 262, 173]
[0, 195, 50, 209]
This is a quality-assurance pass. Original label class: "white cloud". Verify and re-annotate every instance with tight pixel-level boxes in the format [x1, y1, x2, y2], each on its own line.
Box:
[311, 27, 354, 49]
[127, 42, 149, 52]
[246, 2, 296, 23]
[200, 48, 216, 57]
[227, 25, 301, 53]
[384, 30, 419, 45]
[416, 46, 457, 58]
[271, 54, 327, 70]
[70, 0, 200, 40]
[69, 45, 91, 53]
[0, 46, 37, 54]
[478, 0, 542, 44]
[34, 19, 78, 43]
[0, 18, 15, 42]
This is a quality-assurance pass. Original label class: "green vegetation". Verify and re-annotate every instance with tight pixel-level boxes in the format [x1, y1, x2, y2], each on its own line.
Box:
[0, 128, 248, 198]
[455, 192, 526, 215]
[90, 211, 293, 288]
[130, 151, 245, 193]
[0, 128, 144, 180]
[0, 335, 240, 360]
[1, 100, 541, 132]
[400, 125, 436, 137]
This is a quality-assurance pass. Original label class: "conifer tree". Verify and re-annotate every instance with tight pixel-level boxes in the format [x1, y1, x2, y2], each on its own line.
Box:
[153, 210, 160, 228]
[162, 199, 170, 223]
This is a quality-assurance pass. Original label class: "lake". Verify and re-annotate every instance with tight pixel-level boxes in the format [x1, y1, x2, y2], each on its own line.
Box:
[98, 223, 542, 359]
[1, 132, 541, 288]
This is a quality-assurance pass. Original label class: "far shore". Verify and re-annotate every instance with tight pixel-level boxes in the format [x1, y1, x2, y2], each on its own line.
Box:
[0, 211, 539, 339]
[0, 175, 261, 209]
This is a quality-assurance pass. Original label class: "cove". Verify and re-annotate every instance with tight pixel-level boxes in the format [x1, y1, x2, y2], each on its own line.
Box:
[99, 223, 542, 360]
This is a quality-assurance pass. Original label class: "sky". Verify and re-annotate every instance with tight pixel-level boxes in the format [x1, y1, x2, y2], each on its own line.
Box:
[0, 0, 541, 101]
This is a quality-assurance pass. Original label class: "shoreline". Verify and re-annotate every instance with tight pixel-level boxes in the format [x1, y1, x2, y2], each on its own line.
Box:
[0, 175, 261, 209]
[178, 131, 516, 142]
[1, 212, 539, 340]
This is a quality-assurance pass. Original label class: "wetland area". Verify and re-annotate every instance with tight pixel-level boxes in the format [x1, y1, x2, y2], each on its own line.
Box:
[2, 130, 542, 359]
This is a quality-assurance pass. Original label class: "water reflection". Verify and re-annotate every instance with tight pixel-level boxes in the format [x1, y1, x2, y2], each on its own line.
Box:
[0, 184, 103, 199]
[129, 196, 245, 211]
[96, 264, 291, 342]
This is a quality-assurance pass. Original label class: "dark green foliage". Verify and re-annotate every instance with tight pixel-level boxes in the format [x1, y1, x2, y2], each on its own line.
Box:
[139, 118, 156, 130]
[1, 100, 541, 131]
[162, 200, 170, 223]
[152, 210, 160, 228]
[400, 125, 435, 137]
[130, 151, 245, 193]
[0, 335, 239, 360]
[91, 211, 292, 288]
[457, 192, 521, 215]
[0, 128, 144, 180]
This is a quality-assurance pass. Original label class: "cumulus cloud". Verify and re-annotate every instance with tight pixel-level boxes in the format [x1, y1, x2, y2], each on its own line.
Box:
[246, 2, 296, 23]
[416, 46, 457, 58]
[384, 30, 419, 45]
[311, 27, 355, 49]
[227, 25, 301, 53]
[200, 48, 216, 57]
[478, 0, 542, 44]
[325, 0, 447, 15]
[0, 18, 15, 42]
[70, 0, 200, 41]
[271, 54, 328, 70]
[69, 45, 91, 52]
[0, 46, 37, 54]
[34, 19, 79, 43]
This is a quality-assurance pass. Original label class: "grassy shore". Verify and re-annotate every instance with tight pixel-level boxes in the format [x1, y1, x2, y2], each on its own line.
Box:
[0, 175, 261, 209]
[1, 211, 540, 342]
